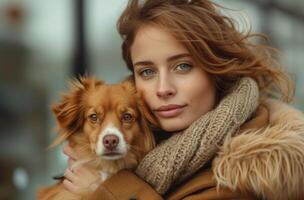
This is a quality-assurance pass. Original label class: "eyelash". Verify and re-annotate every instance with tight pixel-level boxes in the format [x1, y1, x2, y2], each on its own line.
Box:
[139, 68, 156, 78]
[175, 63, 192, 72]
[88, 113, 100, 124]
[137, 62, 193, 79]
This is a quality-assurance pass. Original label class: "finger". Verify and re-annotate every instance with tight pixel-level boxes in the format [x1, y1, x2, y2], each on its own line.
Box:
[80, 166, 99, 178]
[64, 168, 78, 183]
[73, 165, 96, 178]
[63, 143, 77, 160]
[63, 179, 78, 194]
[68, 157, 76, 167]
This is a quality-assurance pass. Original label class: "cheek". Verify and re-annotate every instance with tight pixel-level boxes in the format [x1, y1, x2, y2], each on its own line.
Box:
[182, 73, 215, 111]
[190, 79, 215, 111]
[123, 124, 140, 144]
[84, 122, 100, 144]
[135, 80, 154, 107]
[83, 122, 91, 133]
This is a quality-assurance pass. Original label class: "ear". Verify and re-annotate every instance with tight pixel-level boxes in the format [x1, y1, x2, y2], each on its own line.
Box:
[122, 78, 158, 152]
[136, 91, 159, 127]
[50, 76, 103, 147]
[136, 92, 160, 153]
[121, 76, 136, 94]
[139, 116, 156, 153]
[122, 75, 135, 84]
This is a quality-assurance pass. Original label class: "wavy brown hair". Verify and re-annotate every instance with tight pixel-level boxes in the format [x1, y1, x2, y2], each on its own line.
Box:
[117, 0, 294, 102]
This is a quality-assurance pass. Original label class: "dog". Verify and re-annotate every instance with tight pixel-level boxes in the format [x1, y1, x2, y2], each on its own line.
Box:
[37, 76, 157, 200]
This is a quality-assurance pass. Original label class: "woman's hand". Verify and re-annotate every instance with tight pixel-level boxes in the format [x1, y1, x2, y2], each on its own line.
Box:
[62, 143, 102, 195]
[63, 143, 78, 167]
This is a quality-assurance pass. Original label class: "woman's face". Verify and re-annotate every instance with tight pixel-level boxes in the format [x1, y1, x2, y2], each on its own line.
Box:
[131, 25, 216, 132]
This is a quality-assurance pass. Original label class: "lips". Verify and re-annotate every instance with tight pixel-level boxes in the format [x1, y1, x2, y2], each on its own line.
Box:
[155, 104, 186, 118]
[101, 151, 124, 160]
[103, 152, 121, 156]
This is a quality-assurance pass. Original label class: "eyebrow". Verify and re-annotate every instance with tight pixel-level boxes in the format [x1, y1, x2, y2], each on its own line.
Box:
[133, 53, 191, 67]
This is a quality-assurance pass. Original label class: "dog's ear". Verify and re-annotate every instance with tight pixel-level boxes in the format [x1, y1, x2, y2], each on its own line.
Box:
[138, 114, 156, 153]
[121, 78, 158, 152]
[122, 75, 135, 84]
[136, 92, 159, 127]
[136, 93, 160, 152]
[50, 76, 103, 147]
[121, 78, 159, 126]
[121, 76, 136, 94]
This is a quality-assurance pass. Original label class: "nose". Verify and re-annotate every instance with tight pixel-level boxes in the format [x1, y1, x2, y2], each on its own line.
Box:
[103, 134, 119, 150]
[156, 74, 176, 98]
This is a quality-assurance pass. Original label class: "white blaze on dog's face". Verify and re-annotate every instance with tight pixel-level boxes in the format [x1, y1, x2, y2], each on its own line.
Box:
[82, 82, 147, 161]
[95, 124, 127, 160]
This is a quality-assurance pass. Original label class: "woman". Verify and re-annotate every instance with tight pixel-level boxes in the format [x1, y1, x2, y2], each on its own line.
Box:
[63, 0, 304, 199]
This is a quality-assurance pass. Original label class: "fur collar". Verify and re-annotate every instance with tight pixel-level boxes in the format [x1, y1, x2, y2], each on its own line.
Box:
[213, 98, 304, 200]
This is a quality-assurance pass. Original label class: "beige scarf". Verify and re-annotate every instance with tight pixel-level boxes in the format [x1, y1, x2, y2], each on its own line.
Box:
[135, 77, 260, 195]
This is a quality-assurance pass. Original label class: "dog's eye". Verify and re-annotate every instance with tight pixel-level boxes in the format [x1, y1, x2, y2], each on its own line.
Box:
[122, 113, 133, 123]
[89, 113, 99, 123]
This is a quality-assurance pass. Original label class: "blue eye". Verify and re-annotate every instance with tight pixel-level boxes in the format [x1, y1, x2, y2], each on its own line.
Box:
[175, 63, 192, 72]
[139, 68, 155, 77]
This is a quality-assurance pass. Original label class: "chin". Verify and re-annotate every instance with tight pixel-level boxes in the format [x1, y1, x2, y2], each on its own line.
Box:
[160, 120, 189, 132]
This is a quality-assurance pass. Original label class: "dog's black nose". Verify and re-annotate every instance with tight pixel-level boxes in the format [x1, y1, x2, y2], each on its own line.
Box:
[103, 134, 119, 150]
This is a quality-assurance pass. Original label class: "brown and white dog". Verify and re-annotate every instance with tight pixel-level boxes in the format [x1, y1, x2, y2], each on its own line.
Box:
[37, 77, 157, 200]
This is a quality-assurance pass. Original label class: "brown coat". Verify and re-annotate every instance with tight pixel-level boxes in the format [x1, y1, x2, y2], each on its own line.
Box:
[89, 99, 304, 200]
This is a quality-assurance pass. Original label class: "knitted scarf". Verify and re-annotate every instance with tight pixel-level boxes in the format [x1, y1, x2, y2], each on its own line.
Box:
[135, 77, 260, 195]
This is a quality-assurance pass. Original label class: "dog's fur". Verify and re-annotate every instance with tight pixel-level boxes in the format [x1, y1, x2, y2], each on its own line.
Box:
[37, 77, 157, 200]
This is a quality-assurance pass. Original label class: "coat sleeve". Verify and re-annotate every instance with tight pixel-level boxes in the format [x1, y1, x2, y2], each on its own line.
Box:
[88, 169, 163, 200]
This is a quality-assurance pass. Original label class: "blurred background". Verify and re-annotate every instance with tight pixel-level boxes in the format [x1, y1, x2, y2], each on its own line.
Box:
[0, 0, 303, 199]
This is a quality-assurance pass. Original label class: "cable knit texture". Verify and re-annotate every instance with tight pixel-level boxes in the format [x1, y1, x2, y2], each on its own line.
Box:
[135, 77, 260, 195]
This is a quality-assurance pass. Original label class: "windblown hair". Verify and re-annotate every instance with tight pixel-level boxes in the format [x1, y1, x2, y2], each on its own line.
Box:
[117, 0, 294, 102]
